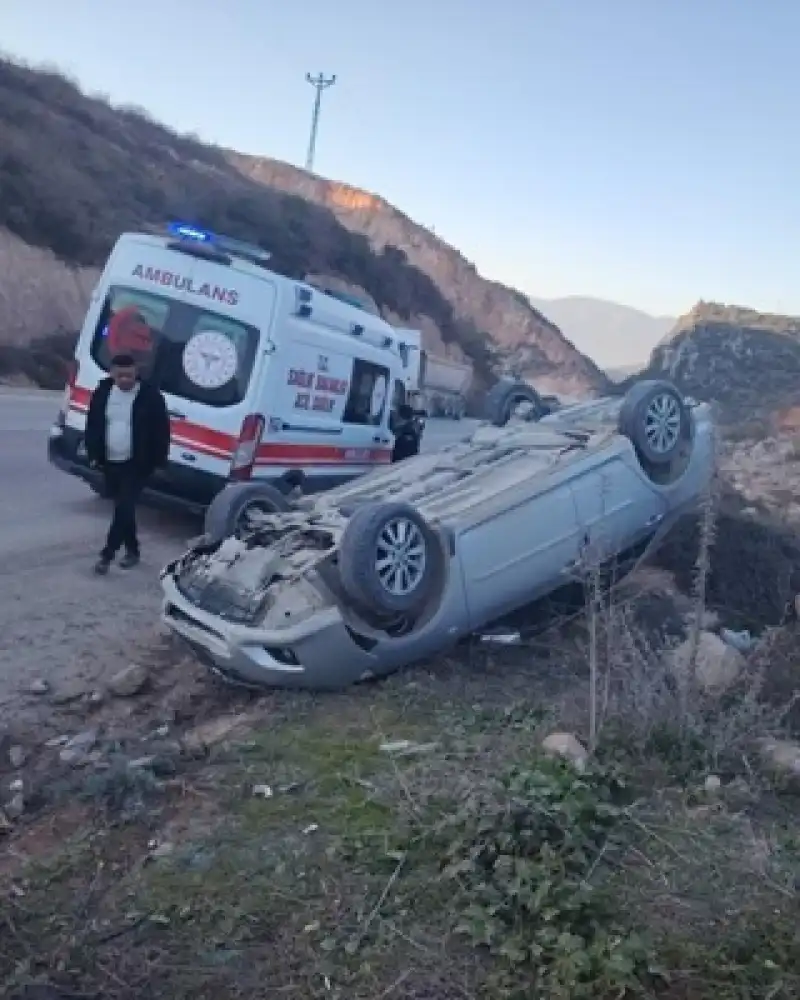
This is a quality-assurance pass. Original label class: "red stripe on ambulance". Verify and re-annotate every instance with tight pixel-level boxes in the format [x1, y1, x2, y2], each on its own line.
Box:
[68, 386, 391, 466]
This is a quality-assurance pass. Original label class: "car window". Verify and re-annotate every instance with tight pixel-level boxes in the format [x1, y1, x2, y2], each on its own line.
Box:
[90, 285, 259, 408]
[343, 359, 390, 426]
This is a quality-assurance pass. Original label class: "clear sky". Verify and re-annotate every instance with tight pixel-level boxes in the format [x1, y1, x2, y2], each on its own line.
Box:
[4, 0, 800, 319]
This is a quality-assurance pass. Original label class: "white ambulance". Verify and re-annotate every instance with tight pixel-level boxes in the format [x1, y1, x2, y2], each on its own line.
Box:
[48, 223, 411, 515]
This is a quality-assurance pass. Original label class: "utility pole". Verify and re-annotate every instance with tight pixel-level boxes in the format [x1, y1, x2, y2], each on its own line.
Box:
[304, 72, 336, 173]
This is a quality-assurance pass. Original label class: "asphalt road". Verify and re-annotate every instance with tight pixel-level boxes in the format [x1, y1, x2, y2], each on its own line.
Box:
[0, 389, 477, 720]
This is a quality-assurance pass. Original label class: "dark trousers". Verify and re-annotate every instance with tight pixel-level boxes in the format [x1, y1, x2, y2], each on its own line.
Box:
[101, 461, 142, 559]
[392, 431, 420, 463]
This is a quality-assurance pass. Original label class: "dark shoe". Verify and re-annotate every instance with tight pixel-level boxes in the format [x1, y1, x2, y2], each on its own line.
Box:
[119, 552, 140, 569]
[94, 558, 111, 576]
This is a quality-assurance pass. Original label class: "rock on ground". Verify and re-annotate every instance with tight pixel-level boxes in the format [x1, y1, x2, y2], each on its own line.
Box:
[182, 713, 253, 754]
[540, 732, 588, 771]
[107, 663, 150, 698]
[758, 738, 800, 789]
[670, 630, 745, 695]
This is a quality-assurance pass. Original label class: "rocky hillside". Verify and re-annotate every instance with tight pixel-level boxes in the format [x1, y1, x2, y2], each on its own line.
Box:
[0, 56, 610, 398]
[226, 155, 611, 398]
[644, 301, 800, 426]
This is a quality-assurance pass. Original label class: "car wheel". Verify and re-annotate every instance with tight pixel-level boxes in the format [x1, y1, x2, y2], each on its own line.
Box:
[619, 380, 691, 466]
[203, 482, 291, 543]
[484, 379, 545, 426]
[338, 502, 441, 615]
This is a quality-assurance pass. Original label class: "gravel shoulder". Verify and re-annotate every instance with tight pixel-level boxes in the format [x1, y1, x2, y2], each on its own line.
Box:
[0, 392, 198, 728]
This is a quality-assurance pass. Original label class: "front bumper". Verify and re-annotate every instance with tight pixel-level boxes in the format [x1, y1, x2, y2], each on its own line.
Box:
[160, 569, 383, 690]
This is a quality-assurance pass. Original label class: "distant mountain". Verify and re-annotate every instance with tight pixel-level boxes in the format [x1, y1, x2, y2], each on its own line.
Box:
[527, 295, 676, 369]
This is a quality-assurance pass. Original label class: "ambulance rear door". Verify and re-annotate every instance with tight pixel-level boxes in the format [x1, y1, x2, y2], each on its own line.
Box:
[79, 237, 275, 500]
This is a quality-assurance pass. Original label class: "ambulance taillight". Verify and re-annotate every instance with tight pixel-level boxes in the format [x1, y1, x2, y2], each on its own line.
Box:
[229, 413, 265, 481]
[57, 359, 80, 427]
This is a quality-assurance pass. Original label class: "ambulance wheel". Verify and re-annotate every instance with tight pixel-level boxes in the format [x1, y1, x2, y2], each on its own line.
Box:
[204, 482, 291, 542]
[338, 502, 442, 616]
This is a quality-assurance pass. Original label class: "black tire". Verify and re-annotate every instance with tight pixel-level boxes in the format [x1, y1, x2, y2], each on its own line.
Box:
[203, 482, 291, 543]
[338, 502, 440, 615]
[618, 380, 691, 466]
[484, 379, 545, 426]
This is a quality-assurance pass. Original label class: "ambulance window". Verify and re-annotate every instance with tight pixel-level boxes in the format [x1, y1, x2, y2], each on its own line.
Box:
[343, 360, 390, 426]
[90, 286, 259, 408]
[94, 288, 167, 371]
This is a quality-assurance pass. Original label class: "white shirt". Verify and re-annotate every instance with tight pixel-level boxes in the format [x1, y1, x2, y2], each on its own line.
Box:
[105, 384, 139, 462]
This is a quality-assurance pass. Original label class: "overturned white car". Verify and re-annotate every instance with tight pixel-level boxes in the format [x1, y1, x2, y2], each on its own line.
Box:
[160, 380, 714, 689]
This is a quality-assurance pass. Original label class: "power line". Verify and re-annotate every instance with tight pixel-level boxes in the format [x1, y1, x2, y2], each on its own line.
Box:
[305, 72, 336, 173]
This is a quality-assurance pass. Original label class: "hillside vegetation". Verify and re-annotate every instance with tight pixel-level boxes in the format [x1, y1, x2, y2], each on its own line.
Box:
[0, 59, 493, 384]
[0, 56, 610, 397]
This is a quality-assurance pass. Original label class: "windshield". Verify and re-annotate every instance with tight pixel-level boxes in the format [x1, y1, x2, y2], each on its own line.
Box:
[90, 285, 259, 408]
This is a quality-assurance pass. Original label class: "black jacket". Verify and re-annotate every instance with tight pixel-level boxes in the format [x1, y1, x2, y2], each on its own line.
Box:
[85, 377, 170, 476]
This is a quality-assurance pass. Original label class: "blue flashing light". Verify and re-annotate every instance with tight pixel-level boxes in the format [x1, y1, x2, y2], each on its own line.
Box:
[166, 221, 272, 266]
[167, 221, 214, 243]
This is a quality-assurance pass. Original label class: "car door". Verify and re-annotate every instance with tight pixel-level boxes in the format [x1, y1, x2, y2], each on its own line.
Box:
[458, 481, 583, 628]
[569, 453, 668, 564]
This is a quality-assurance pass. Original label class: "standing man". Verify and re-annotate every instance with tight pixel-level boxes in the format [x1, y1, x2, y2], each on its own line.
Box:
[84, 353, 171, 575]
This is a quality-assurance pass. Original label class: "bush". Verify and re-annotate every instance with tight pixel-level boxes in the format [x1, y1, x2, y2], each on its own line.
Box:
[438, 758, 651, 999]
